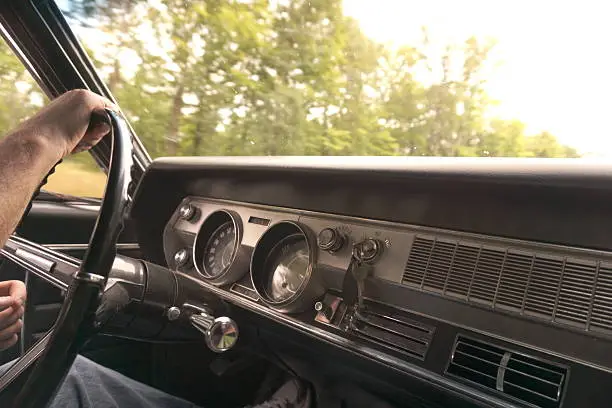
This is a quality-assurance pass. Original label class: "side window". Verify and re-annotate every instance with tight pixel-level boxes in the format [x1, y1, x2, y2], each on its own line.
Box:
[0, 39, 106, 198]
[45, 152, 107, 198]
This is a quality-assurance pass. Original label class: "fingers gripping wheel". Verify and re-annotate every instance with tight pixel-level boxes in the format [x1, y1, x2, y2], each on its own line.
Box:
[0, 109, 134, 408]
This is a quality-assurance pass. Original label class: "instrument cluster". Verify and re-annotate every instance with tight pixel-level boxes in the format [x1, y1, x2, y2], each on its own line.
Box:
[163, 197, 412, 315]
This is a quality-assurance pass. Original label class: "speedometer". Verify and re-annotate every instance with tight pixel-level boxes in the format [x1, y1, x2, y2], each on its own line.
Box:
[264, 234, 309, 302]
[202, 221, 236, 278]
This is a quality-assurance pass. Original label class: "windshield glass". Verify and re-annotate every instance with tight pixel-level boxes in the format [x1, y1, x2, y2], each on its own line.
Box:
[58, 0, 602, 159]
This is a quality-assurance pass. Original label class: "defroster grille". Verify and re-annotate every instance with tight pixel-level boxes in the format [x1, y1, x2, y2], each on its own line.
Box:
[403, 236, 612, 337]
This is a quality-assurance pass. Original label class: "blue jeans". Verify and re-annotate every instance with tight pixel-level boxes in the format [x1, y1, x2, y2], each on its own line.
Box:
[1, 355, 202, 407]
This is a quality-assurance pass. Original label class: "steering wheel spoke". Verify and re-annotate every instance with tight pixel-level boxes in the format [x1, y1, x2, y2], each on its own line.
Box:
[1, 235, 79, 291]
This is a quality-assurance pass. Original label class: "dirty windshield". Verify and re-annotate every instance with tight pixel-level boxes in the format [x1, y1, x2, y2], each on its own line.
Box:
[57, 0, 606, 159]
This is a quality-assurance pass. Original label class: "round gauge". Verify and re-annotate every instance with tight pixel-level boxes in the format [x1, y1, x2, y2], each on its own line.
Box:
[251, 221, 323, 313]
[193, 210, 248, 285]
[202, 221, 236, 278]
[264, 234, 309, 302]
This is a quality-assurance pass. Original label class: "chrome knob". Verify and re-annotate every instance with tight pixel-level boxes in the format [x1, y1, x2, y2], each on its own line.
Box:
[174, 248, 190, 267]
[317, 228, 345, 253]
[166, 306, 181, 321]
[190, 312, 239, 353]
[179, 203, 196, 220]
[353, 238, 383, 264]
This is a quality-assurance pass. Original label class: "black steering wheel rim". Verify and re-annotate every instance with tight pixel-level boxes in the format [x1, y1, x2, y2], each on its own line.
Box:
[0, 109, 134, 408]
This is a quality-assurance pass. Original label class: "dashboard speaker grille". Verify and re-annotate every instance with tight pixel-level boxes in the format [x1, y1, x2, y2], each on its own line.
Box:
[403, 236, 612, 337]
[447, 336, 566, 408]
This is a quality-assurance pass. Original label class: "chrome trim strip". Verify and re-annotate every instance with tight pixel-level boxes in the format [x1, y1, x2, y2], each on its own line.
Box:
[15, 249, 55, 273]
[229, 283, 259, 301]
[0, 249, 68, 291]
[194, 279, 518, 408]
[2, 236, 79, 291]
[44, 243, 140, 251]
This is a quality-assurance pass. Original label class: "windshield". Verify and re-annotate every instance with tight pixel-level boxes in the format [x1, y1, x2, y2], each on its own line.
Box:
[58, 0, 603, 159]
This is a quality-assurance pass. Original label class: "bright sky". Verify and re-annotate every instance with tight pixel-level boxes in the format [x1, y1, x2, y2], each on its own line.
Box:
[343, 0, 612, 156]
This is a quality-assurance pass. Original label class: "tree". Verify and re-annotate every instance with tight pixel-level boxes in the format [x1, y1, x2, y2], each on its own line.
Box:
[57, 0, 580, 159]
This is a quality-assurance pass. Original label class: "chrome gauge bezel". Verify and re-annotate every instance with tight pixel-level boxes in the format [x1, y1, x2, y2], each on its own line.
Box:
[193, 209, 248, 286]
[250, 221, 322, 313]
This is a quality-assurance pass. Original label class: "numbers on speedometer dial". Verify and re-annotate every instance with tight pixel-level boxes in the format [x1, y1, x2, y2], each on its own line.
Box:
[203, 221, 236, 278]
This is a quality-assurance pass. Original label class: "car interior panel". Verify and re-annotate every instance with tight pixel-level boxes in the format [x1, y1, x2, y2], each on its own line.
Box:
[0, 1, 609, 407]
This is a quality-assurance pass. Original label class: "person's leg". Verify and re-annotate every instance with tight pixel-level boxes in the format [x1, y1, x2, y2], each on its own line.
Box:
[0, 355, 202, 408]
[0, 354, 311, 408]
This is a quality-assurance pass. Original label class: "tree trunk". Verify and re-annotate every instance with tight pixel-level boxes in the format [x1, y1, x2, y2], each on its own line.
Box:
[107, 59, 121, 93]
[165, 83, 184, 156]
[192, 117, 202, 156]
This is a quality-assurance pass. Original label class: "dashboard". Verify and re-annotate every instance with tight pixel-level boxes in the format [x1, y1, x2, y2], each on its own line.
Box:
[131, 157, 612, 408]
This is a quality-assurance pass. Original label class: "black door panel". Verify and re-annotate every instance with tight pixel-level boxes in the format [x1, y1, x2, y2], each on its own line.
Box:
[17, 201, 140, 246]
[0, 198, 144, 366]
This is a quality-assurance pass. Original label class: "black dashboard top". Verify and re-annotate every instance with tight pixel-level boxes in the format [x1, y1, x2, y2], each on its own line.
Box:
[148, 156, 612, 189]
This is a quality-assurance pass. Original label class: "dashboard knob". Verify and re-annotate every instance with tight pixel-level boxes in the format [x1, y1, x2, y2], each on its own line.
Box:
[179, 203, 196, 221]
[317, 227, 345, 253]
[353, 238, 383, 264]
[174, 248, 190, 267]
[190, 312, 239, 353]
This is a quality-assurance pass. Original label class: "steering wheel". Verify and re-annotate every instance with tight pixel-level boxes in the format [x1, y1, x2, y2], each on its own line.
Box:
[0, 109, 134, 408]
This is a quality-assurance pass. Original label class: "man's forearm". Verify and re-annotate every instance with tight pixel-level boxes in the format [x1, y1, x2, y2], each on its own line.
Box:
[0, 129, 63, 248]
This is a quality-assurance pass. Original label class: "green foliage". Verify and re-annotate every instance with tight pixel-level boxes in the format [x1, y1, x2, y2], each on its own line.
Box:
[0, 41, 45, 133]
[7, 0, 582, 160]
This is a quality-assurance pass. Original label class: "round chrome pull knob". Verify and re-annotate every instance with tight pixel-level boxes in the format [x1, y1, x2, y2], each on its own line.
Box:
[174, 248, 190, 267]
[317, 227, 345, 253]
[190, 313, 239, 353]
[206, 317, 239, 352]
[179, 203, 196, 221]
[353, 238, 383, 264]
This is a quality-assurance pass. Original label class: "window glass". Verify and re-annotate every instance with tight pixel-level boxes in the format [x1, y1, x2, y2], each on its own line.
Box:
[0, 38, 106, 197]
[60, 0, 601, 158]
[45, 153, 106, 198]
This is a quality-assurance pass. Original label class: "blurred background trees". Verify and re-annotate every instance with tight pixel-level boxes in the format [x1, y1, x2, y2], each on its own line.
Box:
[13, 0, 580, 159]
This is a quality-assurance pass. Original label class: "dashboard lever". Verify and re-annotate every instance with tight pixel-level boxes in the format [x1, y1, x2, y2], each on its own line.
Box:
[343, 253, 373, 318]
[352, 263, 372, 312]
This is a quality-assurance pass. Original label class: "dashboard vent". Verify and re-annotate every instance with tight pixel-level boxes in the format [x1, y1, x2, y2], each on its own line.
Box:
[403, 235, 612, 338]
[447, 337, 566, 408]
[350, 307, 435, 360]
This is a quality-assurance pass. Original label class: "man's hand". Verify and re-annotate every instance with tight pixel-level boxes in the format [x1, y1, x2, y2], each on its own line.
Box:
[16, 89, 117, 159]
[0, 280, 26, 351]
[0, 90, 115, 351]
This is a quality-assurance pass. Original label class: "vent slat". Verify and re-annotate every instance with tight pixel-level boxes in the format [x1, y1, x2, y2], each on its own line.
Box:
[403, 235, 611, 338]
[447, 337, 566, 408]
[350, 305, 435, 360]
[504, 381, 559, 403]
